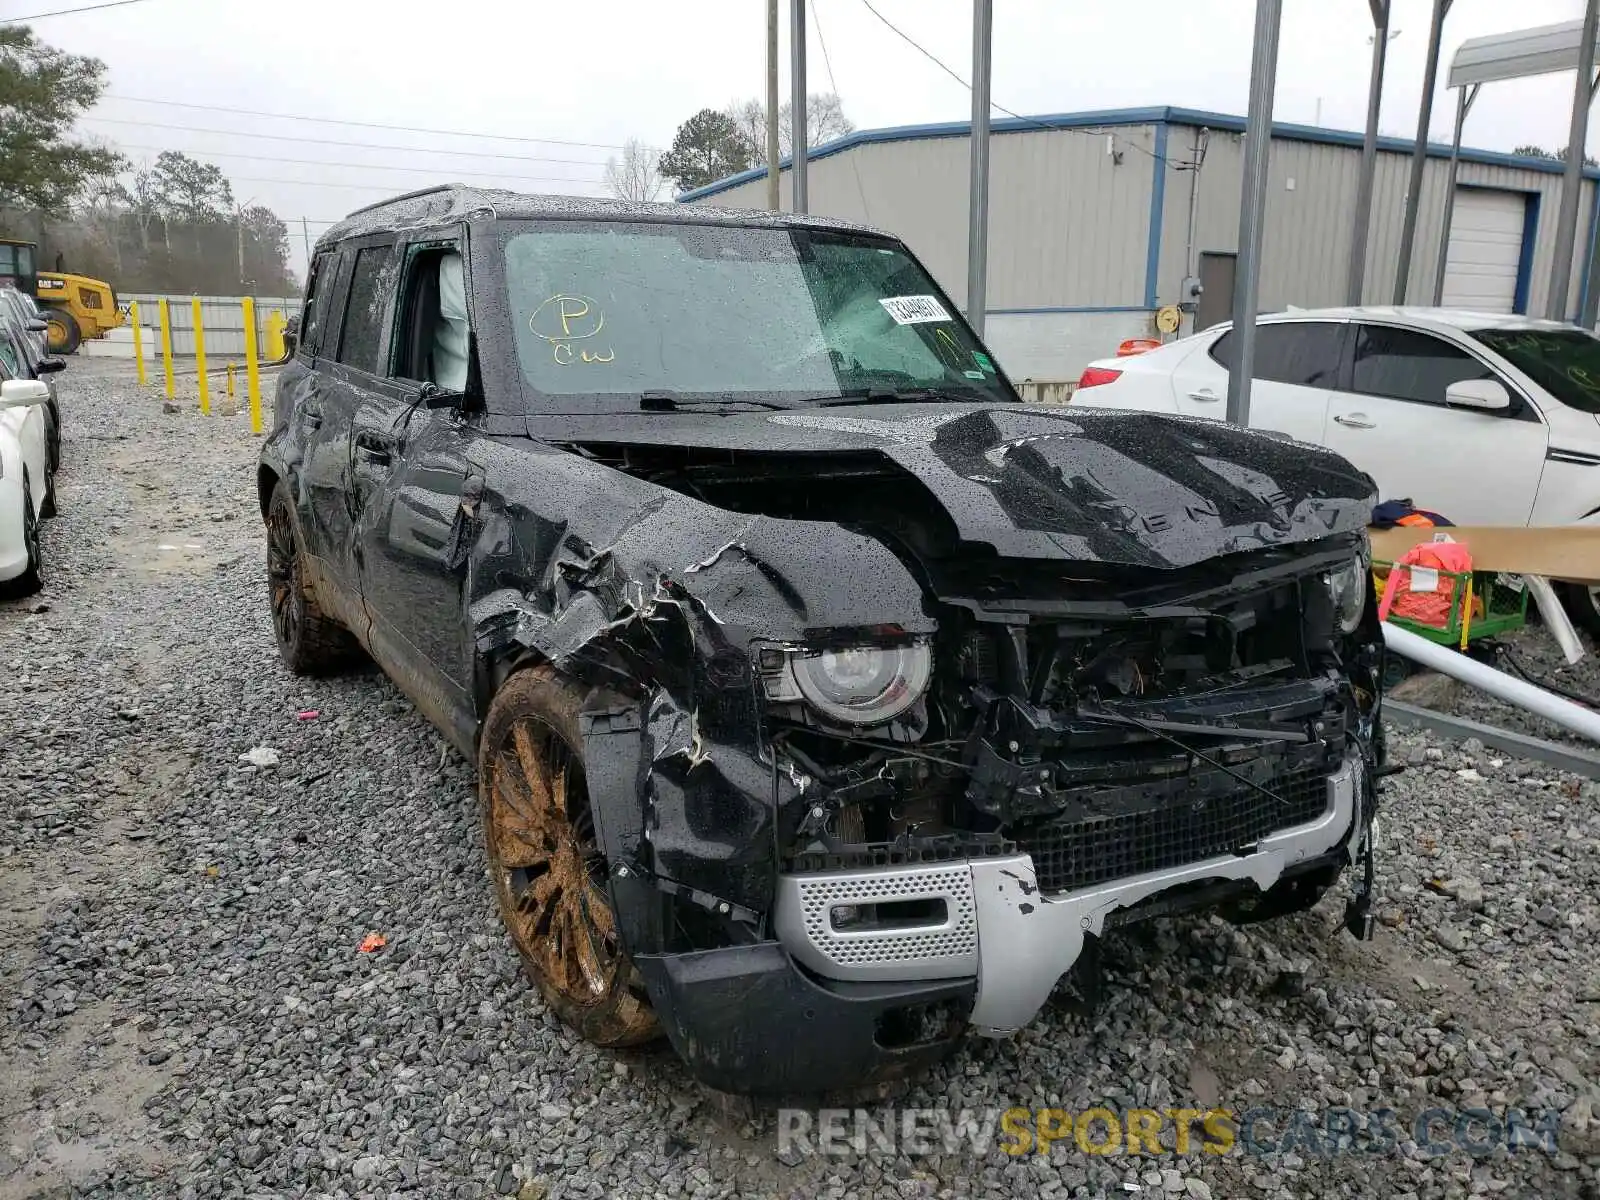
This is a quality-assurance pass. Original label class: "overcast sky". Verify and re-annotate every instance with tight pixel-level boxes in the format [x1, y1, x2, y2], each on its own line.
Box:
[23, 0, 1595, 280]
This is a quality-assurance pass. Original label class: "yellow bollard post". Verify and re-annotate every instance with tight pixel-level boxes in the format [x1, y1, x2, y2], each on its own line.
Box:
[226, 362, 236, 400]
[158, 299, 175, 399]
[129, 301, 146, 386]
[191, 296, 209, 415]
[264, 309, 286, 362]
[242, 297, 263, 436]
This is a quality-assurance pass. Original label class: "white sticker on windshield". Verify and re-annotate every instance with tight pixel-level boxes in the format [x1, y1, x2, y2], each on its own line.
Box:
[879, 295, 951, 325]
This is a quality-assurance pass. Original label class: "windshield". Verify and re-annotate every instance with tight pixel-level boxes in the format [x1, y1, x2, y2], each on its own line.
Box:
[499, 221, 1011, 411]
[1473, 328, 1600, 415]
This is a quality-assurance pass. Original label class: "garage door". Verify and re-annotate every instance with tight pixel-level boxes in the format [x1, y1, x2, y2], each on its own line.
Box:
[1439, 189, 1525, 313]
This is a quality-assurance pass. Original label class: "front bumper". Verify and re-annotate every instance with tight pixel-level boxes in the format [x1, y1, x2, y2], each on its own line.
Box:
[774, 753, 1364, 1035]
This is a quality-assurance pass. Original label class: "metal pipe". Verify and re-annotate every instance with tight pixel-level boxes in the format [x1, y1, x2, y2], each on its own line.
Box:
[1347, 0, 1391, 306]
[966, 0, 993, 335]
[1432, 84, 1478, 306]
[790, 0, 808, 214]
[766, 0, 780, 211]
[1548, 0, 1600, 321]
[1394, 0, 1451, 305]
[1383, 622, 1600, 744]
[1225, 0, 1283, 427]
[1183, 127, 1207, 284]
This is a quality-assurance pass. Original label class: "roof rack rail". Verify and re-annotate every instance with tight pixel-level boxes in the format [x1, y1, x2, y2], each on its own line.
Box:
[344, 183, 460, 218]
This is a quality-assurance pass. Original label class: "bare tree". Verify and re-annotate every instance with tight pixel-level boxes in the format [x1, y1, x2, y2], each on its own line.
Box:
[723, 93, 854, 159]
[604, 138, 665, 202]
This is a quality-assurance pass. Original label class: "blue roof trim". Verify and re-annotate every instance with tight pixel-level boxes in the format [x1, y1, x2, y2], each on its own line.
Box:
[676, 104, 1600, 203]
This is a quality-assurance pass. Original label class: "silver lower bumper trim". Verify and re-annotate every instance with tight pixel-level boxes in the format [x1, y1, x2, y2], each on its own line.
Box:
[774, 755, 1362, 1034]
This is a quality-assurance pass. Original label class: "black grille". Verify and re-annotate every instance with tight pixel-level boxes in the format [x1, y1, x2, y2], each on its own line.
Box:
[1012, 762, 1332, 894]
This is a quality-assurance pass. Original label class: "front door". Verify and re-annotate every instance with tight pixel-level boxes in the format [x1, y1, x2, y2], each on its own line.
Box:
[1323, 323, 1547, 524]
[350, 236, 478, 751]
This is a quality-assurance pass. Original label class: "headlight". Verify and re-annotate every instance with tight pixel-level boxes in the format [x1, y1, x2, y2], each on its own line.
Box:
[760, 641, 933, 726]
[1328, 549, 1369, 635]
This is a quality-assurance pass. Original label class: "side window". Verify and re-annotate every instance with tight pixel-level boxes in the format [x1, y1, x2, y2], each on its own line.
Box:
[1351, 325, 1493, 406]
[299, 250, 331, 357]
[334, 244, 399, 375]
[391, 241, 469, 389]
[0, 335, 18, 376]
[1209, 322, 1343, 387]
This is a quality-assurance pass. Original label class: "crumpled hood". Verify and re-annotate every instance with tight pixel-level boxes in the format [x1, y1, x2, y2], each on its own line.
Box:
[547, 403, 1376, 570]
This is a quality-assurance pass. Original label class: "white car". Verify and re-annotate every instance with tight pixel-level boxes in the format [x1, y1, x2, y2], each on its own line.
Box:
[1073, 306, 1600, 627]
[0, 377, 53, 595]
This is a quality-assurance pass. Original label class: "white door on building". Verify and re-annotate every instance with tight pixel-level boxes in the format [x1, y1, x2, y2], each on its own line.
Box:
[1440, 189, 1525, 313]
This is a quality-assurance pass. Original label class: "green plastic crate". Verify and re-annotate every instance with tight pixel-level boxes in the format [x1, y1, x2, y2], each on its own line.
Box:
[1373, 561, 1529, 646]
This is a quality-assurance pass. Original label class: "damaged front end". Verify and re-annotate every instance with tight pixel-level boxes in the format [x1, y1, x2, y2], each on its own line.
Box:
[469, 409, 1383, 1096]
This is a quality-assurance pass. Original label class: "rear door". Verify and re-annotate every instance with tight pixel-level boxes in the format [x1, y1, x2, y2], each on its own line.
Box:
[1323, 322, 1547, 524]
[313, 238, 402, 616]
[1184, 320, 1343, 445]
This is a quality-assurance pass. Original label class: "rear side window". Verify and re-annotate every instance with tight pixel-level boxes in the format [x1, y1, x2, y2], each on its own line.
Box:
[299, 251, 331, 357]
[334, 245, 399, 375]
[1351, 325, 1493, 406]
[1209, 322, 1343, 387]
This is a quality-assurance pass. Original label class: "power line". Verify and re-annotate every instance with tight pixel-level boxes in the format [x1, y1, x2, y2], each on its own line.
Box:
[4, 0, 151, 21]
[102, 93, 644, 153]
[855, 0, 1174, 167]
[81, 115, 615, 166]
[810, 0, 872, 221]
[115, 143, 605, 185]
[221, 174, 607, 195]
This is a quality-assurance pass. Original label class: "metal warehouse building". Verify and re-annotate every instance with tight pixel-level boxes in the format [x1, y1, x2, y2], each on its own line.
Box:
[679, 107, 1600, 396]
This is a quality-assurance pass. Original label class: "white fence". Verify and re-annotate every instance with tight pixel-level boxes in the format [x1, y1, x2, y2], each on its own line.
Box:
[122, 293, 302, 358]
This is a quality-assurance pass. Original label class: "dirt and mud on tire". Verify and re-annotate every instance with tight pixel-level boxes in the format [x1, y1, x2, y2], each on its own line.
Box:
[479, 666, 659, 1049]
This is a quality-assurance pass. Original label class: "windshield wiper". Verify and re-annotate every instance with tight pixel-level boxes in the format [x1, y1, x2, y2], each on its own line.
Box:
[803, 386, 990, 407]
[638, 390, 798, 412]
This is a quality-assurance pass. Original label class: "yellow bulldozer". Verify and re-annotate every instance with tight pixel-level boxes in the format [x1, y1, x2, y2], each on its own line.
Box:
[0, 238, 122, 354]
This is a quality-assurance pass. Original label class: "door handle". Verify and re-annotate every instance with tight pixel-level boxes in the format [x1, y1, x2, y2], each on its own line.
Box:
[1334, 414, 1376, 429]
[300, 403, 322, 430]
[1188, 389, 1221, 402]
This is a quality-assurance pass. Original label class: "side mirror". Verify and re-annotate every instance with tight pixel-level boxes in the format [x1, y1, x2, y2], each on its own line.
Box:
[1445, 378, 1511, 411]
[25, 319, 47, 333]
[35, 356, 65, 375]
[0, 379, 50, 409]
[281, 314, 300, 358]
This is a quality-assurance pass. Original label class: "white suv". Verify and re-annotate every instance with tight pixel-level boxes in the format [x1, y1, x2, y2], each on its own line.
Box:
[1073, 306, 1600, 626]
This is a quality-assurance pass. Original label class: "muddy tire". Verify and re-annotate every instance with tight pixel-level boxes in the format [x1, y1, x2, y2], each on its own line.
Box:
[264, 480, 356, 674]
[479, 667, 659, 1048]
[42, 307, 80, 356]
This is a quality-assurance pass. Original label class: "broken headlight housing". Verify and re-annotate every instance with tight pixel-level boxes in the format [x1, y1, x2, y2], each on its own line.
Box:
[759, 641, 933, 726]
[1328, 543, 1371, 635]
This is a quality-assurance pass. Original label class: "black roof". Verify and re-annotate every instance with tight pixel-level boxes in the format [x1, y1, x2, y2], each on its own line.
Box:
[317, 183, 886, 249]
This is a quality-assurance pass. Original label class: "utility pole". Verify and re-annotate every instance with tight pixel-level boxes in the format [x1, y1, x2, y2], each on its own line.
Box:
[1225, 0, 1283, 428]
[1394, 0, 1451, 305]
[766, 0, 781, 211]
[1548, 0, 1600, 321]
[790, 0, 808, 213]
[967, 0, 992, 335]
[300, 216, 312, 265]
[1346, 1, 1392, 306]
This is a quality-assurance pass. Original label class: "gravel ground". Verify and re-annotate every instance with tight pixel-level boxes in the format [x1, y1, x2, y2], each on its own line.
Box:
[4, 361, 1600, 1198]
